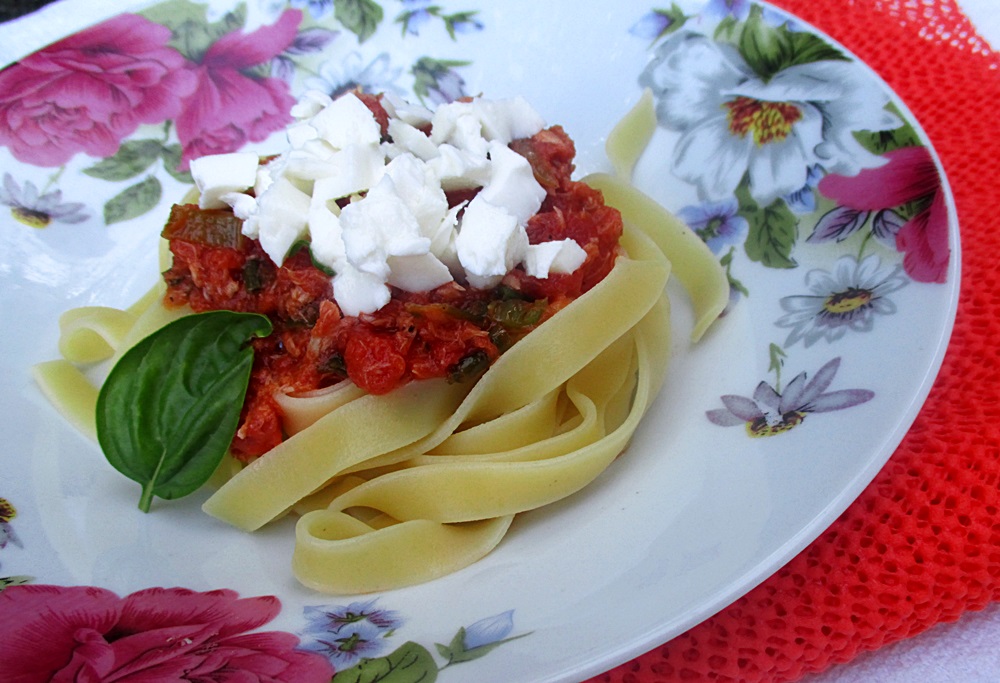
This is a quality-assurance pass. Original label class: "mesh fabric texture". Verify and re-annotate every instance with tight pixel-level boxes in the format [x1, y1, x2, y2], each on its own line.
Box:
[590, 1, 1000, 681]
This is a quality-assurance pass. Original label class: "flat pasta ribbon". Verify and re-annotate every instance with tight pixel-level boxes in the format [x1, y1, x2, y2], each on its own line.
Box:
[204, 220, 672, 593]
[34, 171, 727, 594]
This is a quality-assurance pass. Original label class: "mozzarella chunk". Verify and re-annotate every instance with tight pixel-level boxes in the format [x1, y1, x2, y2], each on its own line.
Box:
[254, 155, 283, 197]
[428, 144, 492, 190]
[254, 176, 311, 265]
[307, 194, 346, 273]
[387, 118, 438, 161]
[430, 97, 546, 149]
[381, 91, 434, 127]
[456, 196, 528, 289]
[191, 152, 259, 209]
[284, 149, 336, 181]
[222, 191, 258, 222]
[479, 141, 546, 226]
[310, 143, 385, 200]
[383, 154, 448, 238]
[309, 92, 382, 149]
[188, 91, 588, 316]
[290, 89, 334, 120]
[339, 176, 430, 280]
[430, 202, 464, 277]
[524, 239, 588, 278]
[286, 120, 318, 149]
[497, 96, 548, 141]
[333, 264, 391, 317]
[387, 253, 453, 292]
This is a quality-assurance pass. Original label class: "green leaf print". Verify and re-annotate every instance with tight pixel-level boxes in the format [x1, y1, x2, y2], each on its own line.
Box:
[335, 0, 384, 43]
[83, 140, 164, 182]
[103, 176, 162, 225]
[736, 180, 798, 269]
[332, 641, 439, 683]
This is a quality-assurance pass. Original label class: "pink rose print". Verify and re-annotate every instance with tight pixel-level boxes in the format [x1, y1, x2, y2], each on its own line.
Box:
[818, 146, 949, 284]
[0, 14, 197, 167]
[175, 9, 302, 169]
[0, 584, 334, 683]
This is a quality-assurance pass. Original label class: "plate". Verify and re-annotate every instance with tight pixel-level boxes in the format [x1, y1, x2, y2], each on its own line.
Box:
[0, 1, 959, 681]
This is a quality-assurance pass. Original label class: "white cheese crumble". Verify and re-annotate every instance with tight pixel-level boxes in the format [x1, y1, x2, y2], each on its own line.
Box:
[456, 196, 528, 290]
[524, 239, 588, 278]
[191, 152, 259, 210]
[195, 90, 589, 316]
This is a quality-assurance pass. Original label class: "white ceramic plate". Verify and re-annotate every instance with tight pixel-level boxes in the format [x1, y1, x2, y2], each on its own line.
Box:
[0, 1, 959, 681]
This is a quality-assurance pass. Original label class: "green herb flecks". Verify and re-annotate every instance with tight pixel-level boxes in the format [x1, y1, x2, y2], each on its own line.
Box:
[487, 298, 546, 328]
[448, 349, 491, 384]
[287, 239, 336, 276]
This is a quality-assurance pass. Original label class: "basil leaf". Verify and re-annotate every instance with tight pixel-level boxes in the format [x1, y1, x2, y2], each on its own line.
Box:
[96, 311, 273, 512]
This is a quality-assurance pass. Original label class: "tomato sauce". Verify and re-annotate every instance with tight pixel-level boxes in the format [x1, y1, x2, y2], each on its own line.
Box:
[161, 118, 623, 461]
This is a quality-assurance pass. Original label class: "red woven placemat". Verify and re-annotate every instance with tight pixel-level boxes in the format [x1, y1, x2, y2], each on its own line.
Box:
[591, 2, 1000, 681]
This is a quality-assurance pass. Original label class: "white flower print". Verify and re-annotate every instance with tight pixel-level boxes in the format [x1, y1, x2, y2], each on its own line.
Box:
[775, 254, 908, 347]
[639, 31, 902, 206]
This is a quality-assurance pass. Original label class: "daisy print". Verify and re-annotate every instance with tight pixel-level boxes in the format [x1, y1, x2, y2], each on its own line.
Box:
[304, 51, 405, 99]
[0, 498, 21, 562]
[775, 254, 908, 348]
[707, 356, 874, 437]
[1, 174, 89, 228]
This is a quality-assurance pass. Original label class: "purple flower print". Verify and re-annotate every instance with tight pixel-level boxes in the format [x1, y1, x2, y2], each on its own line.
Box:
[463, 610, 515, 649]
[707, 357, 874, 437]
[298, 598, 403, 669]
[288, 0, 334, 20]
[1, 173, 89, 228]
[678, 199, 749, 254]
[412, 57, 470, 105]
[704, 0, 752, 21]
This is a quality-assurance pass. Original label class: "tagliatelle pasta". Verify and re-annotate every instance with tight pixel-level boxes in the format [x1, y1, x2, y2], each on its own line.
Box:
[33, 93, 729, 594]
[32, 242, 187, 441]
[183, 220, 667, 530]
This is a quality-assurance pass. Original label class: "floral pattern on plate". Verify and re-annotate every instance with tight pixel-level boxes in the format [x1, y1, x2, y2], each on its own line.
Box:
[633, 3, 948, 285]
[706, 355, 874, 437]
[627, 2, 949, 438]
[0, 497, 24, 580]
[0, 582, 527, 681]
[0, 584, 334, 682]
[298, 599, 529, 678]
[0, 1, 956, 681]
[0, 0, 481, 226]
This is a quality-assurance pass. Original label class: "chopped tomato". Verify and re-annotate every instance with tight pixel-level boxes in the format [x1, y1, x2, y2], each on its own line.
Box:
[344, 329, 410, 395]
[510, 126, 576, 191]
